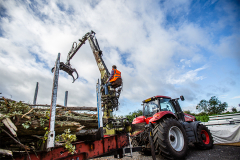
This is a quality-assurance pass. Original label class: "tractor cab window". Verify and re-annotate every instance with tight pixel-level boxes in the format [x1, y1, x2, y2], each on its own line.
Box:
[159, 98, 176, 114]
[143, 100, 159, 117]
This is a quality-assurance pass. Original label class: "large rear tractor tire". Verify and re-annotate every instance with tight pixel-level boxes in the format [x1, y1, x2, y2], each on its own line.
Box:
[194, 124, 213, 150]
[153, 117, 188, 159]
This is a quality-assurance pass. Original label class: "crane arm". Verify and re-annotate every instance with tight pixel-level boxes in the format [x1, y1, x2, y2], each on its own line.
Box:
[87, 31, 110, 84]
[54, 31, 110, 84]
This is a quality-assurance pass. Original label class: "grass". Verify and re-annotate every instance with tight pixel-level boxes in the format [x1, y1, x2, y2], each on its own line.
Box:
[195, 115, 209, 122]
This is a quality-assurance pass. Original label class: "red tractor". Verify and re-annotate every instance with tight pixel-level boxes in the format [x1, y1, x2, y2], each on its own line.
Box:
[131, 95, 213, 159]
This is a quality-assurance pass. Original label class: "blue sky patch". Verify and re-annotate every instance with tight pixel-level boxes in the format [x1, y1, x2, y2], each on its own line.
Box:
[0, 0, 239, 115]
[56, 2, 74, 15]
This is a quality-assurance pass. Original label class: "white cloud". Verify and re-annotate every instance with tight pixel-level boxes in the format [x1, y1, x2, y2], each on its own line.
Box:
[0, 0, 239, 115]
[181, 104, 198, 113]
[231, 96, 240, 99]
[180, 59, 191, 69]
[219, 95, 228, 98]
[166, 65, 207, 85]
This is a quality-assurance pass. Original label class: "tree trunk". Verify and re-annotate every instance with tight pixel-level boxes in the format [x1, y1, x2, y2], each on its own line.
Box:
[56, 116, 98, 129]
[10, 118, 83, 136]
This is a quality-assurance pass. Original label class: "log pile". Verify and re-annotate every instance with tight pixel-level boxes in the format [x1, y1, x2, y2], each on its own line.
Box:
[0, 97, 98, 156]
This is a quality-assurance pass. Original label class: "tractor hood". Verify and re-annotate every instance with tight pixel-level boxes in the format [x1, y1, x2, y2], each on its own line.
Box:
[132, 116, 146, 124]
[149, 111, 177, 123]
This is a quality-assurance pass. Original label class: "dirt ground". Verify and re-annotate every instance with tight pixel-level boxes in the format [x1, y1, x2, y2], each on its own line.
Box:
[91, 144, 240, 160]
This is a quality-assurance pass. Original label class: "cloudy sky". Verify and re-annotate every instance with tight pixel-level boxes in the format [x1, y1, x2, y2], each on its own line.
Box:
[0, 0, 239, 116]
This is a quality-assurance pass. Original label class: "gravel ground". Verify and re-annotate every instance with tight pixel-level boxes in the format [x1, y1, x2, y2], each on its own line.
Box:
[91, 144, 240, 160]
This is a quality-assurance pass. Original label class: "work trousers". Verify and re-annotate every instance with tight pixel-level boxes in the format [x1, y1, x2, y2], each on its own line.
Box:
[104, 82, 112, 95]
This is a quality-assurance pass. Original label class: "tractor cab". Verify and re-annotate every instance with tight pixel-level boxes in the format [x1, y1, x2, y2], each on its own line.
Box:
[132, 95, 195, 125]
[143, 96, 176, 117]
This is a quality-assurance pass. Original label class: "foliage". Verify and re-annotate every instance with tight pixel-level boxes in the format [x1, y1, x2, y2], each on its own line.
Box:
[195, 115, 209, 122]
[55, 129, 77, 154]
[183, 110, 196, 116]
[231, 107, 237, 113]
[43, 127, 49, 143]
[22, 120, 32, 129]
[0, 98, 53, 130]
[182, 110, 207, 122]
[126, 109, 143, 122]
[183, 110, 191, 114]
[196, 96, 228, 114]
[0, 98, 31, 121]
[197, 112, 208, 116]
[0, 98, 86, 155]
[40, 118, 48, 127]
[183, 110, 208, 122]
[113, 115, 124, 119]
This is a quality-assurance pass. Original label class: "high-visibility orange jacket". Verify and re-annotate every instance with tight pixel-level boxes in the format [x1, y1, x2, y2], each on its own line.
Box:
[109, 69, 121, 82]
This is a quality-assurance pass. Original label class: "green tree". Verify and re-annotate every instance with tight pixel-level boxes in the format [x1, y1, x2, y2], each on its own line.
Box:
[126, 109, 143, 122]
[183, 110, 191, 114]
[183, 110, 196, 116]
[231, 107, 237, 113]
[196, 96, 228, 115]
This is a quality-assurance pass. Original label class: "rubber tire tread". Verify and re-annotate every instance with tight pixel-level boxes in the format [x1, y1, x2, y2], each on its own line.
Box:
[194, 124, 214, 150]
[152, 117, 188, 160]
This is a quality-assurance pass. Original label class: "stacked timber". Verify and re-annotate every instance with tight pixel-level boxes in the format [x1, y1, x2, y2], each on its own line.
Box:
[0, 97, 98, 155]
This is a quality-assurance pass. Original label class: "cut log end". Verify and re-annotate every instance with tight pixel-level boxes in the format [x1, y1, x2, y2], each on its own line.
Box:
[0, 149, 13, 156]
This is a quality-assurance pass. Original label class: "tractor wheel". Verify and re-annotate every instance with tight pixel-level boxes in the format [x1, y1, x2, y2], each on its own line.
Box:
[194, 124, 213, 150]
[153, 117, 188, 159]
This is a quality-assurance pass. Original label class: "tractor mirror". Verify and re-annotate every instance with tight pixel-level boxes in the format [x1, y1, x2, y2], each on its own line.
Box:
[180, 95, 185, 101]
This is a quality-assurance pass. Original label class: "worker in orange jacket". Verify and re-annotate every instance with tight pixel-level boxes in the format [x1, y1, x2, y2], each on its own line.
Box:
[105, 65, 122, 95]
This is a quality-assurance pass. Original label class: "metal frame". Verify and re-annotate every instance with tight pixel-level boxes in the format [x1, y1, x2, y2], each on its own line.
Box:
[47, 53, 61, 149]
[32, 82, 39, 108]
[14, 134, 129, 160]
[64, 91, 68, 107]
[96, 79, 103, 138]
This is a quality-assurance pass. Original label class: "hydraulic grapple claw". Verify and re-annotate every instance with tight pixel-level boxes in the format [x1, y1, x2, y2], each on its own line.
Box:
[51, 62, 79, 83]
[70, 68, 79, 83]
